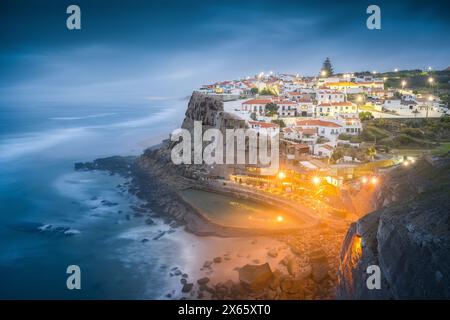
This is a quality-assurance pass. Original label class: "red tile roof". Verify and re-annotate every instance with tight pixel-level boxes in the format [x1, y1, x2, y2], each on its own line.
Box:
[248, 121, 279, 128]
[242, 99, 273, 105]
[296, 119, 342, 128]
[318, 102, 354, 107]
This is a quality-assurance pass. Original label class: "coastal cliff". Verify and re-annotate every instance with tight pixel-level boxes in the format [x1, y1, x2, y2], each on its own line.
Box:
[337, 156, 450, 299]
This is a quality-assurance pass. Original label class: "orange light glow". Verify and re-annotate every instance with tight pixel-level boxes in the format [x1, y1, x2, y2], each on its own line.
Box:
[312, 176, 320, 185]
[277, 171, 286, 180]
[353, 235, 362, 256]
[276, 215, 284, 222]
[371, 176, 378, 185]
[403, 160, 409, 166]
[361, 176, 368, 184]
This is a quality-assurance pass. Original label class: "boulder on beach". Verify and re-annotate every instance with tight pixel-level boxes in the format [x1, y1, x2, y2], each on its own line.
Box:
[238, 263, 273, 291]
[310, 249, 329, 283]
[181, 283, 193, 293]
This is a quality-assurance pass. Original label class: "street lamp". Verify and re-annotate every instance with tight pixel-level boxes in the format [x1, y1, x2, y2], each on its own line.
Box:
[321, 70, 327, 77]
[394, 68, 399, 72]
[312, 176, 321, 185]
[401, 80, 407, 90]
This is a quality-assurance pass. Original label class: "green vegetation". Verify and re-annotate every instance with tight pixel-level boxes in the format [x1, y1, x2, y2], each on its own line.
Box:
[356, 118, 450, 150]
[271, 119, 285, 128]
[338, 133, 352, 140]
[250, 87, 259, 95]
[359, 111, 374, 121]
[259, 87, 278, 96]
[250, 112, 257, 121]
[320, 57, 334, 76]
[264, 102, 278, 116]
[432, 142, 450, 156]
[377, 69, 450, 91]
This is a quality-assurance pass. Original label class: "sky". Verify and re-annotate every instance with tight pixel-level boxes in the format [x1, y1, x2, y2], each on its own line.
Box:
[0, 0, 449, 105]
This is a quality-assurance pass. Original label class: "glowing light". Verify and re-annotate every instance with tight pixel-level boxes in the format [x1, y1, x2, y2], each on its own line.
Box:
[353, 235, 362, 256]
[401, 80, 407, 88]
[383, 77, 387, 81]
[428, 77, 434, 84]
[428, 66, 432, 71]
[277, 171, 286, 180]
[276, 215, 284, 222]
[371, 176, 378, 185]
[372, 70, 377, 75]
[428, 96, 433, 101]
[394, 68, 399, 72]
[361, 176, 368, 184]
[312, 176, 321, 185]
[356, 95, 363, 102]
[403, 160, 409, 166]
[321, 70, 327, 77]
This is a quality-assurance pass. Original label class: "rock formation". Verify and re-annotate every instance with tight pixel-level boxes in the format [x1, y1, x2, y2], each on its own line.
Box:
[337, 156, 450, 299]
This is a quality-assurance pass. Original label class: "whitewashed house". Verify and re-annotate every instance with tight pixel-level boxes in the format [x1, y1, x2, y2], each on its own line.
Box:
[315, 102, 357, 117]
[296, 119, 343, 143]
[313, 144, 334, 158]
[315, 90, 345, 104]
[241, 99, 272, 115]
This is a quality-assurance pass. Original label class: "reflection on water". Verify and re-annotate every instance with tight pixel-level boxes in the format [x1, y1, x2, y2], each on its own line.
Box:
[180, 189, 304, 229]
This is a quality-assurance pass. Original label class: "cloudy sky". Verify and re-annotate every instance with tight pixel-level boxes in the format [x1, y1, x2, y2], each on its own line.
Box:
[1, 0, 449, 105]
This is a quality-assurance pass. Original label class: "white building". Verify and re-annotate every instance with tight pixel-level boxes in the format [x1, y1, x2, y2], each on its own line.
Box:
[340, 117, 362, 135]
[382, 99, 402, 110]
[296, 119, 343, 143]
[315, 102, 357, 117]
[276, 100, 298, 117]
[313, 144, 334, 158]
[282, 127, 318, 145]
[247, 120, 279, 137]
[315, 90, 345, 103]
[241, 99, 272, 115]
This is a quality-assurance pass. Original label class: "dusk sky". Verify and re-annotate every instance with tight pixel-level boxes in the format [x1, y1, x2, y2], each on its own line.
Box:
[1, 0, 449, 105]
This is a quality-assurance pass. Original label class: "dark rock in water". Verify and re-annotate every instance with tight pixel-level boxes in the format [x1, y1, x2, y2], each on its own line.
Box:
[337, 158, 450, 299]
[141, 238, 149, 243]
[170, 267, 178, 271]
[182, 273, 188, 278]
[165, 293, 172, 298]
[101, 200, 118, 207]
[180, 278, 187, 285]
[182, 283, 194, 293]
[173, 270, 182, 276]
[74, 156, 136, 177]
[125, 215, 130, 221]
[90, 196, 98, 201]
[238, 263, 273, 291]
[11, 222, 81, 237]
[145, 218, 154, 225]
[153, 231, 166, 240]
[213, 257, 222, 263]
[197, 277, 210, 286]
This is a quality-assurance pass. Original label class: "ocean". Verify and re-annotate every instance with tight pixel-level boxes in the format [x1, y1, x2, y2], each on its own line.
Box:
[0, 100, 197, 299]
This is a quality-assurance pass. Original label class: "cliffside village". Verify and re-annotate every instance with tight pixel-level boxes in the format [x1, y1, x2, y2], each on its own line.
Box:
[195, 70, 447, 191]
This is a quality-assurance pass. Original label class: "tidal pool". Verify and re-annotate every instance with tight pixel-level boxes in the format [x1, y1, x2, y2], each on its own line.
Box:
[180, 189, 304, 229]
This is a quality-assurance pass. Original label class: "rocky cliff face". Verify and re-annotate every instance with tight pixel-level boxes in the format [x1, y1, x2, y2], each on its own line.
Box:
[337, 156, 450, 299]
